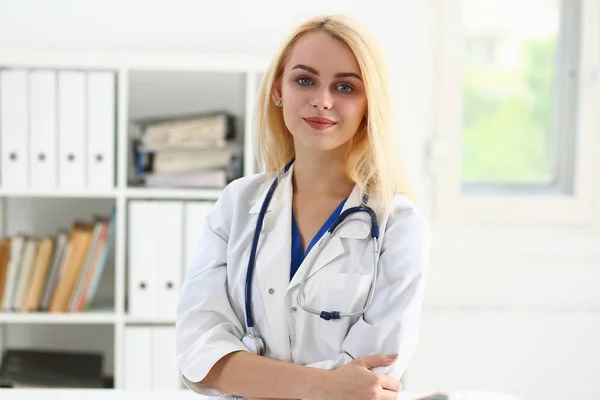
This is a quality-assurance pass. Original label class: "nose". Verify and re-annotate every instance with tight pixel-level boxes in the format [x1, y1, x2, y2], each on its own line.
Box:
[310, 87, 333, 110]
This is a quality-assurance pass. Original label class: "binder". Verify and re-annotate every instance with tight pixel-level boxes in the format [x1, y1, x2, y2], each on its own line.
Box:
[151, 326, 180, 389]
[184, 201, 214, 274]
[128, 201, 158, 317]
[0, 69, 29, 189]
[86, 71, 115, 189]
[128, 201, 184, 318]
[124, 327, 180, 390]
[29, 70, 57, 189]
[155, 201, 183, 319]
[124, 327, 152, 389]
[58, 71, 86, 189]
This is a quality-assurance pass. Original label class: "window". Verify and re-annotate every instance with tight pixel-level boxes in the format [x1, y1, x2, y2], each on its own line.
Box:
[462, 0, 578, 194]
[429, 0, 598, 224]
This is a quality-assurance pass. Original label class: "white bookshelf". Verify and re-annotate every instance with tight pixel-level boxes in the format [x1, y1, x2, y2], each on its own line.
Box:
[0, 310, 117, 325]
[0, 49, 269, 390]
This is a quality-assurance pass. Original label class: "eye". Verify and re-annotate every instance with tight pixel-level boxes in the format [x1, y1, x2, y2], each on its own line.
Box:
[337, 83, 354, 93]
[297, 77, 313, 86]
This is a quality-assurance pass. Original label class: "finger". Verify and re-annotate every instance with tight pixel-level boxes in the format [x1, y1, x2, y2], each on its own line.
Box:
[354, 354, 398, 369]
[378, 374, 402, 392]
[381, 388, 402, 400]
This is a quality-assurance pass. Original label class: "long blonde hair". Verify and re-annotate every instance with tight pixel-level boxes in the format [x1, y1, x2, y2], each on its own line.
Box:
[254, 14, 409, 214]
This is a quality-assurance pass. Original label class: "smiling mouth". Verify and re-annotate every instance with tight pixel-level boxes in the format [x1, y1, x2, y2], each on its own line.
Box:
[303, 118, 337, 131]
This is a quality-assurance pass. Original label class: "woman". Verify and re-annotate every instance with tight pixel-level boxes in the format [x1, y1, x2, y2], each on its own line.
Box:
[176, 14, 431, 400]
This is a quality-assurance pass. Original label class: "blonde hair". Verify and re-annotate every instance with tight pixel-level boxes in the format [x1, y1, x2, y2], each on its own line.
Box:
[254, 14, 410, 214]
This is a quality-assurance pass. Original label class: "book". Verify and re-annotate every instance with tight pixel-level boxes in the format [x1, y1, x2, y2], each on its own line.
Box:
[0, 237, 10, 306]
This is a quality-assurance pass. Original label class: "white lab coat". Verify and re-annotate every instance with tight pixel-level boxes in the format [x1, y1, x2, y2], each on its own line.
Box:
[176, 164, 431, 399]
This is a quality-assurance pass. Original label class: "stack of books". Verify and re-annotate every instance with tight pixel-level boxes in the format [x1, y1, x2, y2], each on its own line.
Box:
[0, 209, 115, 313]
[132, 111, 242, 188]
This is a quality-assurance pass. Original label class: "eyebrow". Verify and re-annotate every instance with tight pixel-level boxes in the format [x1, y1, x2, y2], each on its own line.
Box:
[291, 64, 362, 81]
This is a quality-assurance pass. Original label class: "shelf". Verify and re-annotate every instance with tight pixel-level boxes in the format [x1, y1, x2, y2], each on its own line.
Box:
[0, 189, 118, 199]
[125, 315, 175, 325]
[0, 311, 117, 324]
[0, 48, 271, 72]
[0, 188, 226, 200]
[126, 187, 223, 200]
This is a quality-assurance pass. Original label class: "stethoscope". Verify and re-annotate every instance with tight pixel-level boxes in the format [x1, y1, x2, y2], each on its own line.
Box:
[241, 159, 381, 356]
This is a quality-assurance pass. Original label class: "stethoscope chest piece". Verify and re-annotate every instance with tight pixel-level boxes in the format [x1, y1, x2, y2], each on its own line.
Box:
[242, 330, 265, 355]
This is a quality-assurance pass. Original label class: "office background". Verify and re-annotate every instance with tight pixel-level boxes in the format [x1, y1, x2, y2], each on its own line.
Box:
[0, 1, 599, 399]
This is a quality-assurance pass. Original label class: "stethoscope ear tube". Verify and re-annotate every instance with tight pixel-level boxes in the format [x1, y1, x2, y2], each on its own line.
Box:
[244, 170, 281, 329]
[243, 158, 381, 359]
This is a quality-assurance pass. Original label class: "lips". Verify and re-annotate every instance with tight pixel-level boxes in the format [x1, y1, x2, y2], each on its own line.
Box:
[303, 117, 337, 131]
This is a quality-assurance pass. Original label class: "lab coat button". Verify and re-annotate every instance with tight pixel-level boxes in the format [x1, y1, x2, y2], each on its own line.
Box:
[291, 306, 298, 313]
[268, 288, 275, 294]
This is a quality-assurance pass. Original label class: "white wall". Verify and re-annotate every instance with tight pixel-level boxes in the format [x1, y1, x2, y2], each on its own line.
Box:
[1, 1, 598, 399]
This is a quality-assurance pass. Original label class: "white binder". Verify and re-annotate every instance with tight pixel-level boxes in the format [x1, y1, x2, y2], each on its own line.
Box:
[128, 201, 158, 317]
[152, 326, 181, 389]
[125, 326, 181, 390]
[184, 201, 214, 274]
[86, 71, 115, 189]
[124, 326, 152, 389]
[0, 69, 29, 189]
[29, 70, 58, 189]
[58, 71, 86, 189]
[155, 201, 184, 319]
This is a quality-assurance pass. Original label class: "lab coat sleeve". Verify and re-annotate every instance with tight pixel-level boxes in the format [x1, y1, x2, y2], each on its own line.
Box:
[304, 208, 431, 380]
[176, 180, 250, 396]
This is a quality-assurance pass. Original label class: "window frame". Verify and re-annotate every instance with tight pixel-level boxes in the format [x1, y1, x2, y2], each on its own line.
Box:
[428, 0, 600, 226]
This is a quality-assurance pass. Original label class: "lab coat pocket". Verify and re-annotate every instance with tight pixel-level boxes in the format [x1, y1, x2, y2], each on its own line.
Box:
[305, 270, 373, 315]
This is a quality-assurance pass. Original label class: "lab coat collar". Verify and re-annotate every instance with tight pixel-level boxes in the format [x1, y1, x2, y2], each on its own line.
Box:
[248, 168, 285, 215]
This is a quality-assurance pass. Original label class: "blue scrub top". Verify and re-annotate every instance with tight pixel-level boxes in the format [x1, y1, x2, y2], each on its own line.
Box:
[290, 197, 348, 280]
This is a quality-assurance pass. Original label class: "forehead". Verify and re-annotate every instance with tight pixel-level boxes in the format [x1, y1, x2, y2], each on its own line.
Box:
[285, 30, 361, 76]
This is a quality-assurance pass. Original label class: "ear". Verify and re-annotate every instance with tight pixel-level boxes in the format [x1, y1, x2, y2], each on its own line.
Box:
[271, 78, 282, 103]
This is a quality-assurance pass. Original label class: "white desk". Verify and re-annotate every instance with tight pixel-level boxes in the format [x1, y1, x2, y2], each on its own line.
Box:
[0, 389, 523, 400]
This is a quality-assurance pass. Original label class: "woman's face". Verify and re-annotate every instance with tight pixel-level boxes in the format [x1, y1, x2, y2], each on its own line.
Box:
[273, 30, 367, 154]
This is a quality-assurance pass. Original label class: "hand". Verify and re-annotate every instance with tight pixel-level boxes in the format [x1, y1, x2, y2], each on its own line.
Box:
[311, 354, 402, 400]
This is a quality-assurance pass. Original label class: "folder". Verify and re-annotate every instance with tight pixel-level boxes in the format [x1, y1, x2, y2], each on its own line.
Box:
[155, 201, 183, 319]
[184, 201, 214, 274]
[124, 327, 152, 389]
[151, 326, 180, 389]
[58, 71, 86, 189]
[128, 201, 158, 317]
[86, 71, 115, 190]
[29, 70, 58, 189]
[0, 69, 29, 189]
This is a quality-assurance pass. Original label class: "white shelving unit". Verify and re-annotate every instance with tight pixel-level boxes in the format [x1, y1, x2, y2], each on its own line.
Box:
[0, 49, 270, 390]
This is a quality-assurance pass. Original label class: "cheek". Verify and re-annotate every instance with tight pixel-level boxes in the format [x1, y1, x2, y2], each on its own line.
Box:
[341, 99, 367, 125]
[281, 83, 308, 108]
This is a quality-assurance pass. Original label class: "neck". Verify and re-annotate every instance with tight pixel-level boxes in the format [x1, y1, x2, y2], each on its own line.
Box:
[291, 149, 354, 198]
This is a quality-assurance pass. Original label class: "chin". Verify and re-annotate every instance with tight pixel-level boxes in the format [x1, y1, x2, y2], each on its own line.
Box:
[298, 134, 349, 153]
